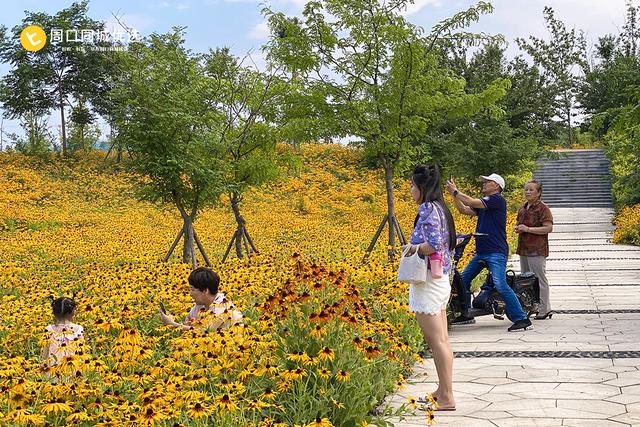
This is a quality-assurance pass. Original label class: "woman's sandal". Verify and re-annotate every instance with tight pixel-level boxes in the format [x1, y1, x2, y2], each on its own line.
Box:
[417, 395, 456, 411]
[417, 403, 456, 411]
[534, 311, 554, 320]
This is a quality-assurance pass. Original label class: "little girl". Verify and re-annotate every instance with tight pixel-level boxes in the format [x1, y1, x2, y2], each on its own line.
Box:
[42, 296, 85, 366]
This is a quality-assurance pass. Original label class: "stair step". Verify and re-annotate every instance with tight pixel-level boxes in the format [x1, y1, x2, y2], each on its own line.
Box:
[532, 150, 613, 208]
[543, 187, 612, 191]
[534, 168, 610, 172]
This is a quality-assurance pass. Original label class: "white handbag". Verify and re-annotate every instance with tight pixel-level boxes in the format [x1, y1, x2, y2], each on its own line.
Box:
[397, 245, 427, 285]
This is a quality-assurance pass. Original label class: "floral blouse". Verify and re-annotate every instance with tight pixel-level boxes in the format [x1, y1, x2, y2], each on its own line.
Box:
[187, 292, 243, 330]
[410, 201, 453, 275]
[45, 323, 84, 366]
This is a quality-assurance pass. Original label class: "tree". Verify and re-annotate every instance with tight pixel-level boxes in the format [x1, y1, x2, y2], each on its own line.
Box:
[112, 30, 225, 268]
[0, 1, 110, 156]
[5, 112, 55, 155]
[68, 99, 97, 151]
[516, 6, 588, 145]
[113, 31, 286, 266]
[265, 0, 509, 261]
[605, 85, 640, 206]
[579, 2, 640, 137]
[204, 48, 286, 260]
[431, 42, 550, 180]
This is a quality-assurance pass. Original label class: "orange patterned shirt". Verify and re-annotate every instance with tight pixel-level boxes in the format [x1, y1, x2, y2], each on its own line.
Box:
[516, 200, 553, 257]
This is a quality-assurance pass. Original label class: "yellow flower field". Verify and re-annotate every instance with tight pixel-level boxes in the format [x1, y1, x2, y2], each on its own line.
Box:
[0, 144, 516, 426]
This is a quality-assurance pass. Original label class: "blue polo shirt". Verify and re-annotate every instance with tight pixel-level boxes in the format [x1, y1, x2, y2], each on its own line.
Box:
[472, 193, 509, 256]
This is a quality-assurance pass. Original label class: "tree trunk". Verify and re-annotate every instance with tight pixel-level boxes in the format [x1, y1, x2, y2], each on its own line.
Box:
[59, 83, 67, 157]
[230, 192, 247, 259]
[383, 162, 398, 262]
[181, 216, 196, 267]
[566, 105, 573, 146]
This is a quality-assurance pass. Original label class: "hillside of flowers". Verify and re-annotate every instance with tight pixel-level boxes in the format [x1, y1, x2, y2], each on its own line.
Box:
[0, 144, 514, 426]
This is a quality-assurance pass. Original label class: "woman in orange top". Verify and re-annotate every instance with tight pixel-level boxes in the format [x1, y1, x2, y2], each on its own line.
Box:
[514, 180, 554, 319]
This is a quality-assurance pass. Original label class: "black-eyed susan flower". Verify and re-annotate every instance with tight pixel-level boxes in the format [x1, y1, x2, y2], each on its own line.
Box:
[335, 370, 350, 382]
[317, 347, 334, 362]
[66, 411, 91, 423]
[215, 394, 238, 412]
[305, 417, 334, 427]
[41, 400, 73, 415]
[187, 402, 212, 418]
[317, 367, 331, 379]
[261, 388, 277, 400]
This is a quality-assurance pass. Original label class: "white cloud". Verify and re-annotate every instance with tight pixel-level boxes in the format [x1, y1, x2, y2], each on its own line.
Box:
[401, 0, 441, 17]
[416, 0, 630, 60]
[248, 20, 270, 40]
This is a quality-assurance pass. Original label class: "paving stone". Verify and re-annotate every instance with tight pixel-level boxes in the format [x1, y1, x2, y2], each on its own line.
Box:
[605, 393, 640, 405]
[556, 399, 626, 417]
[393, 415, 497, 427]
[485, 398, 556, 412]
[561, 419, 631, 427]
[507, 368, 615, 383]
[493, 419, 565, 427]
[610, 413, 640, 425]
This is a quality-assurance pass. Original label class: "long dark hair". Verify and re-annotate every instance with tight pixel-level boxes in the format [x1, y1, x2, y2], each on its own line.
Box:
[412, 164, 457, 250]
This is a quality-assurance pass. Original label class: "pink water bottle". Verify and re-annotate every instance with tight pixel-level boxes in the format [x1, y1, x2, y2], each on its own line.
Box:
[428, 252, 444, 279]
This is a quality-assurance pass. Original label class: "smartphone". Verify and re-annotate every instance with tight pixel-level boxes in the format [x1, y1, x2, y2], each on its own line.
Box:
[159, 301, 167, 314]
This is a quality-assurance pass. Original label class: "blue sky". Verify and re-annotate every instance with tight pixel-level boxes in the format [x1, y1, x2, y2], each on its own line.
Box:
[0, 0, 633, 142]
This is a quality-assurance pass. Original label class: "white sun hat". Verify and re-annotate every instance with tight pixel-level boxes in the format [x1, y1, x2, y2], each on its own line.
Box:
[479, 173, 505, 190]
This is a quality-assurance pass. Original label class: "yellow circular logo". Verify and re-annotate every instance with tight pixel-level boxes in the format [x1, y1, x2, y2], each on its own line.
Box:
[20, 25, 47, 52]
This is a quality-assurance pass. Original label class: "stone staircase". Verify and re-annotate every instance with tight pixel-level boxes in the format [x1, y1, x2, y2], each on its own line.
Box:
[534, 149, 613, 208]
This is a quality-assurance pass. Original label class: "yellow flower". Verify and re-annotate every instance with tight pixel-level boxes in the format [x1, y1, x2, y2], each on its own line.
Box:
[41, 400, 73, 415]
[331, 398, 345, 409]
[261, 388, 277, 400]
[187, 402, 212, 418]
[67, 411, 92, 423]
[282, 367, 307, 381]
[317, 347, 334, 362]
[305, 417, 334, 427]
[5, 408, 30, 424]
[215, 394, 238, 412]
[335, 370, 350, 382]
[317, 367, 331, 379]
[138, 407, 168, 425]
[287, 351, 312, 364]
[247, 398, 271, 410]
[407, 396, 417, 410]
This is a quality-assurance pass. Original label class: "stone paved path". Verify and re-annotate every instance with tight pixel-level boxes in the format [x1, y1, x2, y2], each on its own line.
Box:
[384, 151, 640, 426]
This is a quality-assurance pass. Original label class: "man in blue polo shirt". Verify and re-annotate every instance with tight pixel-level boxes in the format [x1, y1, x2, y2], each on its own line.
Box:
[446, 173, 532, 332]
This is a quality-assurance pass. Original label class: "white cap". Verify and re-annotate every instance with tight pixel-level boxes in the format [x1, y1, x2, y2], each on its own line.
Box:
[479, 173, 505, 190]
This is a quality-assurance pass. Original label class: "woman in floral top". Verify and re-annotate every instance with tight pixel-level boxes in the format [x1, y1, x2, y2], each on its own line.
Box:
[514, 180, 554, 319]
[403, 164, 457, 411]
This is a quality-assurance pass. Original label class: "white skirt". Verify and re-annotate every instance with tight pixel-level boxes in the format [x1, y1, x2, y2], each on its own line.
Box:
[409, 270, 451, 315]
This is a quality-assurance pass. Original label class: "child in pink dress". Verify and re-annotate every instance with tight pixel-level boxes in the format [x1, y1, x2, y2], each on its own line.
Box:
[42, 296, 84, 366]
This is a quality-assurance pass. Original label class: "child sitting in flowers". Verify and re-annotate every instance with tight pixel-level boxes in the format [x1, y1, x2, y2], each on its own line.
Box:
[41, 296, 85, 366]
[159, 267, 243, 331]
